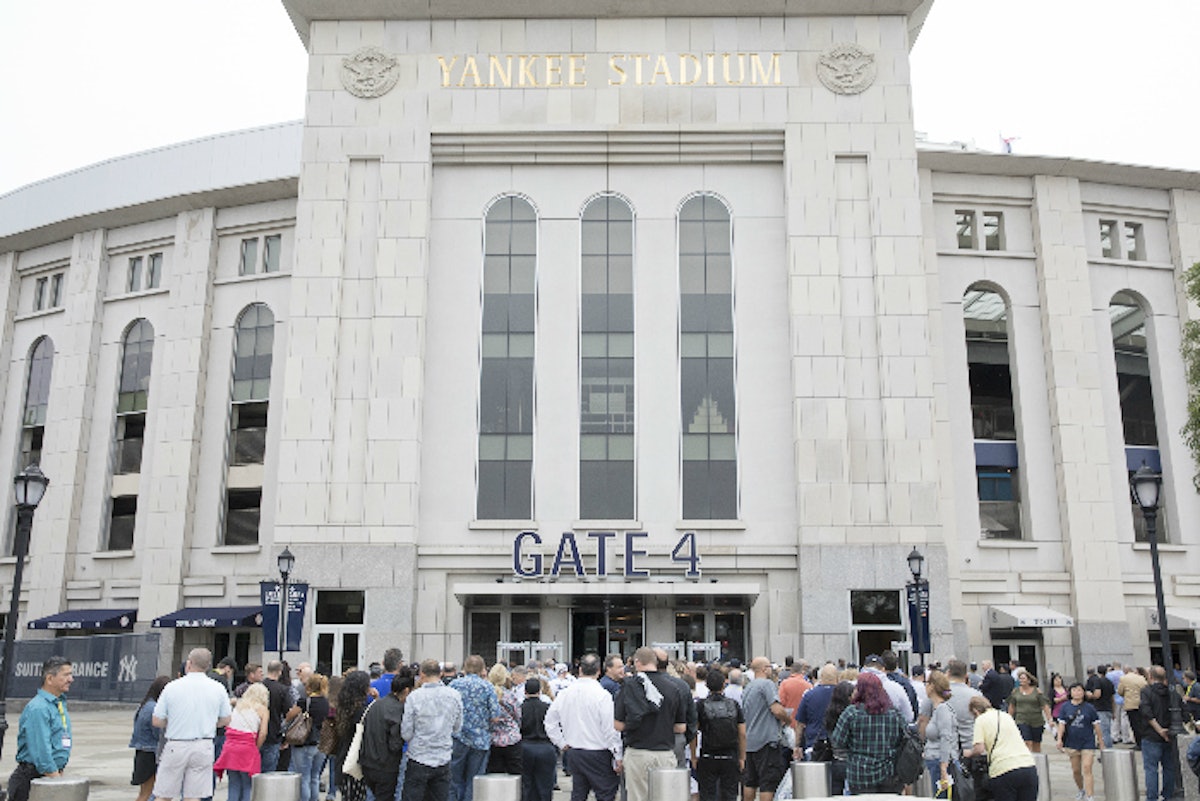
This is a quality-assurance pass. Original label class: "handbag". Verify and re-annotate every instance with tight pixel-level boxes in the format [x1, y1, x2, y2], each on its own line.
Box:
[284, 697, 313, 746]
[341, 704, 372, 781]
[317, 707, 338, 755]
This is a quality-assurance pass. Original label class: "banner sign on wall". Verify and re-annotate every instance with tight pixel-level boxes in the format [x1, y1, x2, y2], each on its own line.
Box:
[2, 633, 161, 702]
[906, 581, 931, 656]
[260, 582, 308, 652]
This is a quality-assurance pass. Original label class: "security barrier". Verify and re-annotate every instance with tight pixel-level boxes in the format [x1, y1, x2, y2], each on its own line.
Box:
[251, 770, 301, 801]
[1100, 747, 1140, 801]
[473, 773, 521, 800]
[791, 760, 833, 798]
[29, 777, 89, 801]
[648, 766, 691, 799]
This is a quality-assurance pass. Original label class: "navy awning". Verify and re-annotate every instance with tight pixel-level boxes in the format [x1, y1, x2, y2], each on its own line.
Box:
[151, 606, 262, 629]
[27, 608, 137, 631]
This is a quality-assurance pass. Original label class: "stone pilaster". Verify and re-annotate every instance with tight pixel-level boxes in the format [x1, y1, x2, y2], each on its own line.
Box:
[137, 208, 219, 626]
[25, 230, 109, 626]
[1031, 175, 1131, 672]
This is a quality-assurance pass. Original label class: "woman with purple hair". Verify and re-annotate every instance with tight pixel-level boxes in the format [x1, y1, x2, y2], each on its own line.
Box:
[829, 672, 908, 795]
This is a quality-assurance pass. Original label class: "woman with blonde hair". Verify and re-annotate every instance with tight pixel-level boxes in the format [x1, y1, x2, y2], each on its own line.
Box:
[967, 695, 1037, 801]
[488, 663, 524, 774]
[215, 683, 270, 801]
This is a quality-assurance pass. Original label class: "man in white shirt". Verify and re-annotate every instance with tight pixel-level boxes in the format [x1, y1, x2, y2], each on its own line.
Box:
[152, 648, 232, 801]
[545, 653, 622, 801]
[861, 655, 914, 723]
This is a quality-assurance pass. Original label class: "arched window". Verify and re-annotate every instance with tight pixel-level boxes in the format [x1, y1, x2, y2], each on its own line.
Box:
[580, 195, 635, 520]
[224, 304, 276, 546]
[118, 319, 154, 413]
[477, 196, 536, 520]
[962, 285, 1022, 539]
[20, 337, 54, 468]
[679, 195, 736, 519]
[233, 304, 275, 402]
[1110, 291, 1163, 541]
[11, 337, 54, 553]
[109, 319, 155, 550]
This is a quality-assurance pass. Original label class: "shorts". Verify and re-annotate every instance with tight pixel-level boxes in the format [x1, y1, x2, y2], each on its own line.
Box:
[1063, 747, 1096, 756]
[742, 744, 787, 792]
[154, 739, 215, 800]
[131, 750, 157, 785]
[1016, 723, 1044, 743]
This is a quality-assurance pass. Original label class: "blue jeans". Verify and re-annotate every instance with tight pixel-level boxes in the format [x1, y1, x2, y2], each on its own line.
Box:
[1143, 738, 1176, 801]
[291, 744, 325, 801]
[449, 740, 490, 801]
[228, 770, 253, 801]
[261, 742, 282, 774]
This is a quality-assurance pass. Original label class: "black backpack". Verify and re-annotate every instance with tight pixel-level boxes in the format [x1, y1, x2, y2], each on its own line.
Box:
[700, 695, 740, 753]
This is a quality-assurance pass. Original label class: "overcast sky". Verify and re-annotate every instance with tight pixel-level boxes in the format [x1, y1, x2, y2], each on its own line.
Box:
[2, 0, 1198, 196]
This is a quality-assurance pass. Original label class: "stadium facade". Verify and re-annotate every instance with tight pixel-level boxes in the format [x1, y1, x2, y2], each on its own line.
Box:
[1, 0, 1199, 682]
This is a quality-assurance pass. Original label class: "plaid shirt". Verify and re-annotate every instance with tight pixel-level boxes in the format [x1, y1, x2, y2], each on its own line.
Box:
[829, 704, 906, 789]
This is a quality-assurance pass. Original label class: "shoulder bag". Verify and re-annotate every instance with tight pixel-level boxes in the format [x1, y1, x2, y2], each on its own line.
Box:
[953, 712, 1002, 801]
[284, 696, 313, 746]
[341, 703, 372, 781]
[317, 705, 338, 755]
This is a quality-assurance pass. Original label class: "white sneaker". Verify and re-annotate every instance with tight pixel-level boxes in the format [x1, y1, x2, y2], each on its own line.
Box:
[1075, 790, 1086, 801]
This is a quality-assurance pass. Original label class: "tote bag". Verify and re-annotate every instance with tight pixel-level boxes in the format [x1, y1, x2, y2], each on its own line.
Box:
[341, 704, 372, 781]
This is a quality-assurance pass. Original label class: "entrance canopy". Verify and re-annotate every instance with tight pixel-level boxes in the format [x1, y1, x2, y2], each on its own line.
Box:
[1147, 608, 1200, 630]
[989, 605, 1074, 629]
[27, 608, 136, 631]
[151, 606, 263, 629]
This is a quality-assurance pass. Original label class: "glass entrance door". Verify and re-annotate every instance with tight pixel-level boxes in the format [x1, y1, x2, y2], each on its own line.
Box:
[570, 598, 644, 661]
[311, 589, 365, 675]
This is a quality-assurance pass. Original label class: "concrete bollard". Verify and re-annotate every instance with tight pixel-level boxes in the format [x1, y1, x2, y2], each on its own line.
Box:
[790, 760, 833, 798]
[473, 773, 521, 801]
[1176, 733, 1199, 801]
[648, 766, 691, 800]
[913, 767, 934, 798]
[1101, 747, 1140, 801]
[251, 770, 301, 801]
[1031, 752, 1050, 801]
[29, 776, 89, 801]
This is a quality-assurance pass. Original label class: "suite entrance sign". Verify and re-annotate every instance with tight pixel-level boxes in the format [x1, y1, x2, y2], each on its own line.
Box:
[512, 531, 701, 579]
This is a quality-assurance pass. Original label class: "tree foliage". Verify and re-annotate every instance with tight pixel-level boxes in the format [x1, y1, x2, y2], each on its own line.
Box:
[1180, 261, 1200, 490]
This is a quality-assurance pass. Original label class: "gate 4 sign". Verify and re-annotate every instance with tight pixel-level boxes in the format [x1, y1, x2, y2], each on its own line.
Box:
[512, 531, 701, 579]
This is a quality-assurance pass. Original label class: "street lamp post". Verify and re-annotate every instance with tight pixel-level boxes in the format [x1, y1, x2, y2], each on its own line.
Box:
[276, 547, 295, 663]
[906, 547, 930, 672]
[0, 464, 49, 786]
[1130, 463, 1184, 735]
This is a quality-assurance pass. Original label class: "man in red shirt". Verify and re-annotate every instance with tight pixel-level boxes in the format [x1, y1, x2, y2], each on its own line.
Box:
[778, 661, 812, 720]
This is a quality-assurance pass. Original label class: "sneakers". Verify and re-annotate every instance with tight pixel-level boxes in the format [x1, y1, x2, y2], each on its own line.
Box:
[1075, 790, 1086, 801]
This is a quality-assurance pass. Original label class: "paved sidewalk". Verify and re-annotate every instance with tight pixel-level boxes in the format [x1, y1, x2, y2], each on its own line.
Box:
[0, 703, 1180, 800]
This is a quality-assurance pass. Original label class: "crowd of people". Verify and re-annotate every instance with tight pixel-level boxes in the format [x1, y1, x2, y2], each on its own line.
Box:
[4, 648, 1196, 801]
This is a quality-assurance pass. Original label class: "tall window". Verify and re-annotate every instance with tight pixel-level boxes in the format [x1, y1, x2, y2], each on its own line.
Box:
[224, 304, 275, 545]
[109, 319, 154, 550]
[580, 196, 635, 520]
[477, 197, 536, 520]
[963, 286, 1021, 539]
[1110, 292, 1164, 542]
[679, 195, 736, 519]
[20, 337, 54, 469]
[12, 338, 54, 553]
